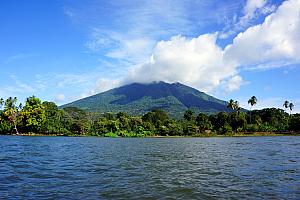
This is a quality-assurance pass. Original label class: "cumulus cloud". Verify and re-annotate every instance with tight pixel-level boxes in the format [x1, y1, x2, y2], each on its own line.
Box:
[223, 75, 246, 92]
[128, 34, 240, 93]
[127, 0, 300, 93]
[224, 0, 300, 68]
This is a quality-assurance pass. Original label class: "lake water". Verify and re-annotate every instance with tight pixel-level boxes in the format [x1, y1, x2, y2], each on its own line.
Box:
[0, 136, 299, 199]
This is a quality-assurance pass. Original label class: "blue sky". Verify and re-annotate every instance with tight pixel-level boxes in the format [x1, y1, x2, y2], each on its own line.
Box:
[1, 0, 300, 112]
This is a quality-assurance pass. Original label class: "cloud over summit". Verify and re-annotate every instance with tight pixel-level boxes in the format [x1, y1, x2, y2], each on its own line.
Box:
[128, 34, 239, 93]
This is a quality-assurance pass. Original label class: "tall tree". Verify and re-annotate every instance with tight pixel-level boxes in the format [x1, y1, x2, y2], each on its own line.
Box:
[248, 96, 257, 124]
[183, 109, 195, 121]
[230, 112, 247, 132]
[227, 99, 240, 113]
[196, 113, 212, 132]
[20, 96, 46, 133]
[3, 97, 21, 134]
[41, 101, 65, 134]
[283, 100, 289, 112]
[289, 103, 294, 116]
[227, 99, 235, 110]
[142, 109, 169, 128]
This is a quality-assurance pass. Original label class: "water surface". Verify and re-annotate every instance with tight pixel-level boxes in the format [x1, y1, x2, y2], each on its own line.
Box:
[0, 136, 299, 199]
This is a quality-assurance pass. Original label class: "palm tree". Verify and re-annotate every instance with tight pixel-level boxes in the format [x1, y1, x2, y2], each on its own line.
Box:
[0, 98, 4, 109]
[18, 103, 23, 110]
[227, 99, 235, 110]
[227, 99, 240, 113]
[283, 100, 289, 112]
[248, 96, 257, 124]
[235, 101, 242, 115]
[289, 103, 294, 116]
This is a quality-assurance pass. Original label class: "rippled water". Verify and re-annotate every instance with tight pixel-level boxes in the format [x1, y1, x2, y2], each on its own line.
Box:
[0, 136, 299, 199]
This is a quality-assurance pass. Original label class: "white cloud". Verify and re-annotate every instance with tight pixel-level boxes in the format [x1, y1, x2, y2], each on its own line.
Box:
[244, 0, 268, 19]
[128, 34, 241, 93]
[57, 0, 300, 101]
[78, 0, 245, 65]
[224, 0, 300, 68]
[223, 75, 245, 92]
[127, 0, 300, 94]
[89, 78, 121, 95]
[219, 0, 277, 39]
[86, 29, 155, 61]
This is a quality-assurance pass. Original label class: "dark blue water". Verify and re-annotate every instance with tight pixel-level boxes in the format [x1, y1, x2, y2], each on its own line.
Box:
[0, 136, 299, 199]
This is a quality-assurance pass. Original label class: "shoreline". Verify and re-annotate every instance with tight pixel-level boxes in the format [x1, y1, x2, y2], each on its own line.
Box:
[1, 132, 299, 138]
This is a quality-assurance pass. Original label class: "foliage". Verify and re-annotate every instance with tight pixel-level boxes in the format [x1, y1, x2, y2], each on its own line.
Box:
[20, 96, 46, 133]
[104, 132, 119, 137]
[2, 97, 21, 134]
[196, 113, 212, 132]
[251, 108, 289, 131]
[248, 96, 257, 107]
[289, 114, 300, 131]
[0, 118, 12, 134]
[248, 96, 257, 124]
[41, 102, 67, 134]
[183, 109, 195, 121]
[230, 112, 247, 131]
[142, 109, 169, 128]
[0, 95, 299, 137]
[210, 112, 230, 133]
[227, 99, 239, 111]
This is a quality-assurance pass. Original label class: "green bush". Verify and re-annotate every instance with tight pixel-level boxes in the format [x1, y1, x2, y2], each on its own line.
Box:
[0, 120, 12, 134]
[221, 123, 232, 134]
[258, 123, 277, 132]
[104, 132, 119, 137]
[246, 124, 259, 132]
[290, 115, 300, 131]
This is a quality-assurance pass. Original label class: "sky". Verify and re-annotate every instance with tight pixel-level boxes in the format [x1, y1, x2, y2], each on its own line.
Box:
[1, 0, 300, 112]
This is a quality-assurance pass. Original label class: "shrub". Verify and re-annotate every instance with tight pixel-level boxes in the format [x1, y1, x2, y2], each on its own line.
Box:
[104, 132, 119, 137]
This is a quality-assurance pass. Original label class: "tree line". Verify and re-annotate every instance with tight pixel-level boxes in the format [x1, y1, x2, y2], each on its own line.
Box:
[0, 96, 299, 137]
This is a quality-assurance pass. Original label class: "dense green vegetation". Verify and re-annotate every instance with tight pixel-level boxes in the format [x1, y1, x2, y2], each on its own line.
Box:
[62, 82, 232, 118]
[0, 96, 299, 137]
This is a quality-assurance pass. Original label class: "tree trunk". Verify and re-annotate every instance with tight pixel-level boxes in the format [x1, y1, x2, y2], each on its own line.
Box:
[13, 125, 19, 135]
[250, 106, 252, 124]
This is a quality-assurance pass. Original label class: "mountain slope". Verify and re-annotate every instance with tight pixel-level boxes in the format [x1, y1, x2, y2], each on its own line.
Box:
[62, 81, 231, 118]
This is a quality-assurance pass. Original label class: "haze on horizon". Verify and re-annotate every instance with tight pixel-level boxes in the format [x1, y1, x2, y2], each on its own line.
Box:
[1, 0, 300, 112]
